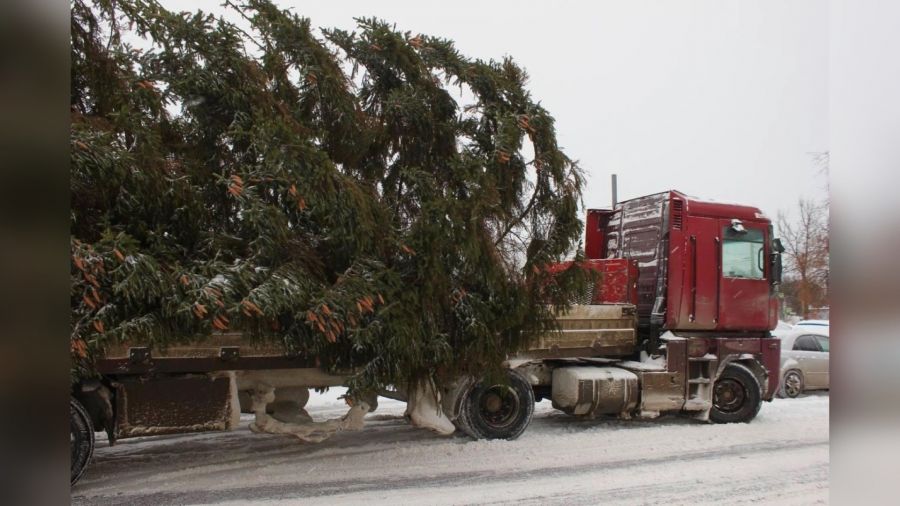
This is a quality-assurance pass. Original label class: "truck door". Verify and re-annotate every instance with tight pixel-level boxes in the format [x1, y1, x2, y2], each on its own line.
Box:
[682, 216, 719, 329]
[717, 220, 770, 331]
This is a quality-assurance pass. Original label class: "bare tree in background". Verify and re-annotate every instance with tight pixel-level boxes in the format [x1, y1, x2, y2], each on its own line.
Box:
[777, 198, 829, 318]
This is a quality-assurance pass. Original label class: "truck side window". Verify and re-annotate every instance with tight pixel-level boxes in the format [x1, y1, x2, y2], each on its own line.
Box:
[794, 335, 822, 352]
[721, 227, 764, 279]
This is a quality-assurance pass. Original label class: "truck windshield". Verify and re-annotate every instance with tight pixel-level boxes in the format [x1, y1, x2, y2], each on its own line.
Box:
[722, 227, 764, 279]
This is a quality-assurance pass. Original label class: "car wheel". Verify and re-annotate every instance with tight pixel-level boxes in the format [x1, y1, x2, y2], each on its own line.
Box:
[781, 370, 804, 399]
[710, 363, 762, 424]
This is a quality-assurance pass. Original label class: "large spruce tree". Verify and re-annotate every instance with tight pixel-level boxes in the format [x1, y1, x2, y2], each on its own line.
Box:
[71, 0, 587, 394]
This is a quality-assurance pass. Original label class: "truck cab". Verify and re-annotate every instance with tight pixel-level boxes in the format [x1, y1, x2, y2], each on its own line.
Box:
[585, 190, 783, 341]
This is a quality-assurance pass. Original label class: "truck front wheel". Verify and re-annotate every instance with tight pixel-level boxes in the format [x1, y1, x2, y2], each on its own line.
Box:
[710, 363, 762, 424]
[455, 369, 534, 440]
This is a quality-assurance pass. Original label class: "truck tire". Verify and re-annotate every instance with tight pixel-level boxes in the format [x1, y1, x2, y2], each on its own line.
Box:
[71, 397, 95, 486]
[710, 363, 762, 424]
[455, 369, 534, 440]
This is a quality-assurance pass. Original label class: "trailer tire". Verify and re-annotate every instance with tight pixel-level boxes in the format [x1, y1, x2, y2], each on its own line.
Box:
[710, 363, 762, 424]
[71, 397, 95, 486]
[456, 369, 534, 440]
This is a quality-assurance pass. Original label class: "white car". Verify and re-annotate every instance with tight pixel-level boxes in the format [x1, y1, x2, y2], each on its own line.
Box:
[776, 327, 830, 398]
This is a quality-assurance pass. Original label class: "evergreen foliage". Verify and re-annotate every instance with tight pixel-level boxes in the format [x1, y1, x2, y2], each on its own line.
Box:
[71, 0, 587, 393]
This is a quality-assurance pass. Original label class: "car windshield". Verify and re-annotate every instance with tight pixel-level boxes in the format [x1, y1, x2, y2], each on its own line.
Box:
[815, 335, 829, 352]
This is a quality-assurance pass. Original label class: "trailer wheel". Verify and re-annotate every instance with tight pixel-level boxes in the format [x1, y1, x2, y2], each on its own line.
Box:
[710, 363, 762, 424]
[456, 369, 534, 440]
[71, 397, 95, 486]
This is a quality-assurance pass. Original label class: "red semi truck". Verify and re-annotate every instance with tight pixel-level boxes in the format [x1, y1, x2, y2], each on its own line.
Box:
[447, 190, 784, 439]
[71, 190, 784, 483]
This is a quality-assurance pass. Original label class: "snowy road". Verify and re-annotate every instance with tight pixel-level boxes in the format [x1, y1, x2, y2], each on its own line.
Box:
[72, 390, 829, 505]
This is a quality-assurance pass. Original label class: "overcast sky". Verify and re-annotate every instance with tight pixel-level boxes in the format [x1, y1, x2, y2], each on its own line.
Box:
[169, 0, 829, 221]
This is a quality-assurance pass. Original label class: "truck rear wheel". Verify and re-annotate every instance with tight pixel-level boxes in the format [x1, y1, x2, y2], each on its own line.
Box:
[455, 369, 534, 440]
[71, 397, 95, 486]
[710, 363, 762, 424]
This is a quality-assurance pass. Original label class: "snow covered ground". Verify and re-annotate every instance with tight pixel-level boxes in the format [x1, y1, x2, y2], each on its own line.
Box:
[72, 390, 829, 505]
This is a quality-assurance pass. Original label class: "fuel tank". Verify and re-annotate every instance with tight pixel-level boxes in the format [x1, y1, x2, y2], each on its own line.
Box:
[551, 366, 639, 417]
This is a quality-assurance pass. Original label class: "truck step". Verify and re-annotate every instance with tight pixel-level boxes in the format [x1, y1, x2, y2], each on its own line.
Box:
[688, 378, 710, 384]
[683, 398, 712, 411]
[688, 354, 717, 362]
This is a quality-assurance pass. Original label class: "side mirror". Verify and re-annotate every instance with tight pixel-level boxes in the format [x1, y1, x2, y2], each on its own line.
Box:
[770, 253, 782, 285]
[772, 238, 785, 253]
[770, 239, 784, 285]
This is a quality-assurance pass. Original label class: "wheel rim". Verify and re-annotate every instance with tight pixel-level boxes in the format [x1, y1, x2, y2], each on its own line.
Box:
[713, 378, 747, 413]
[784, 372, 802, 397]
[479, 385, 520, 428]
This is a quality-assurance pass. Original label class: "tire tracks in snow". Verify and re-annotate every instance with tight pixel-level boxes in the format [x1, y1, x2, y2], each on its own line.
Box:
[72, 438, 828, 505]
